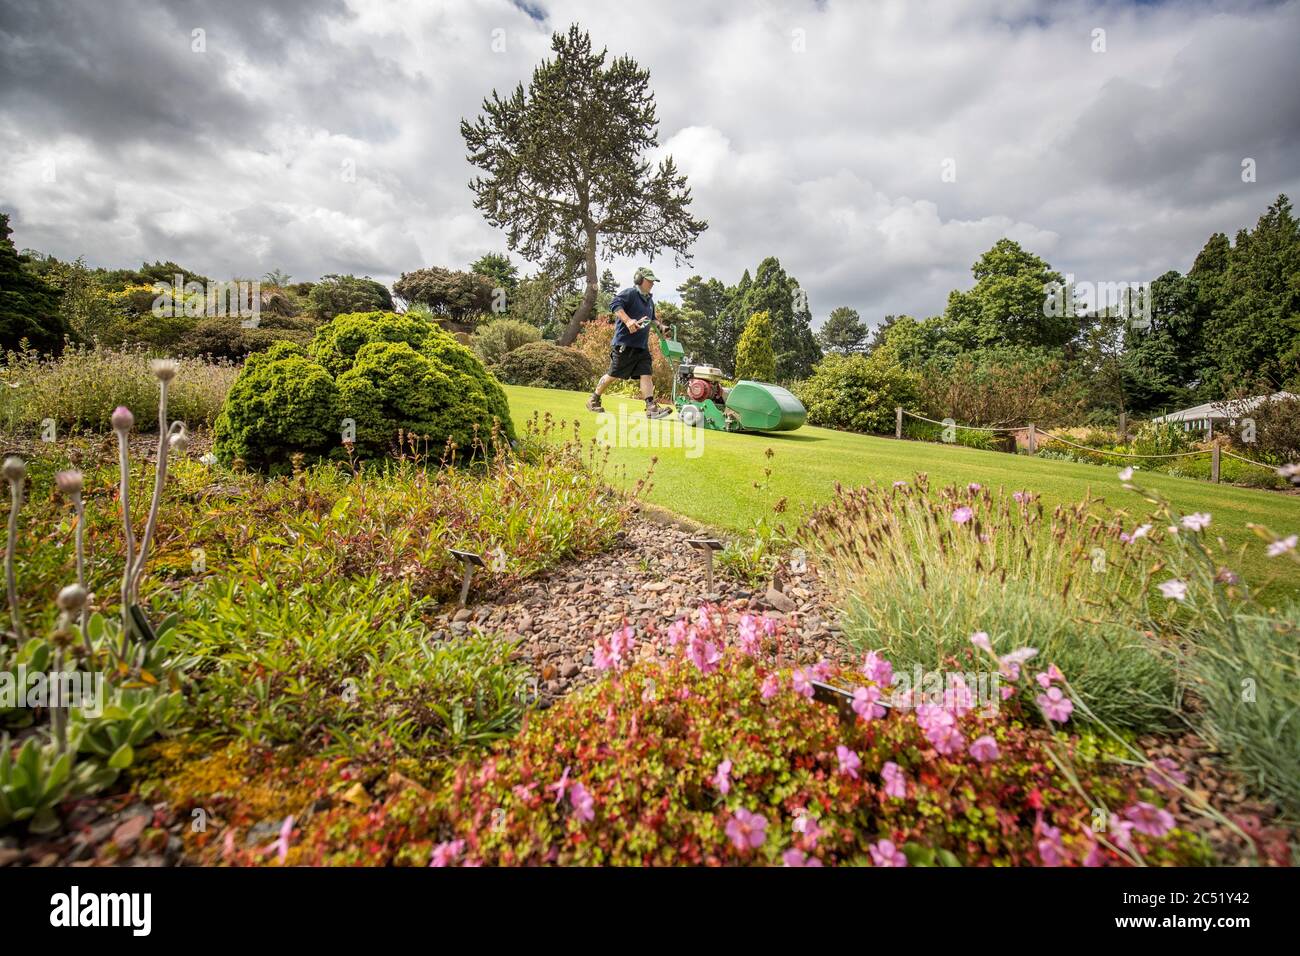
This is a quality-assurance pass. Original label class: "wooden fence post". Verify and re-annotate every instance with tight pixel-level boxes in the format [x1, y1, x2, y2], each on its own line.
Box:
[1211, 442, 1221, 483]
[1027, 423, 1037, 454]
[895, 406, 903, 440]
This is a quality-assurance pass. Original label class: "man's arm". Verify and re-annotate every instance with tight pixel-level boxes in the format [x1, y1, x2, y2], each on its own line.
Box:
[613, 306, 641, 333]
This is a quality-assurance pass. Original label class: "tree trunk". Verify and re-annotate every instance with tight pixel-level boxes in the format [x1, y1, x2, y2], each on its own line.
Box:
[557, 229, 599, 346]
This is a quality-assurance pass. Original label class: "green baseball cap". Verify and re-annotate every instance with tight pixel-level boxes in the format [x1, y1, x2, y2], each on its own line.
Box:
[634, 266, 659, 283]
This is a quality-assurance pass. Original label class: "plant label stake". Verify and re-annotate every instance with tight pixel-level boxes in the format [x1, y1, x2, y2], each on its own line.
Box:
[449, 549, 485, 607]
[811, 679, 890, 725]
[687, 538, 724, 594]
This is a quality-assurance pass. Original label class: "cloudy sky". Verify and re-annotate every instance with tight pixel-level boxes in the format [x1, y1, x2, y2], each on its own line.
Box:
[2, 0, 1297, 326]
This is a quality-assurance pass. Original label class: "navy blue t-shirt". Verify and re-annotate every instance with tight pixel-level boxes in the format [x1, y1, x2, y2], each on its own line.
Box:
[610, 286, 655, 349]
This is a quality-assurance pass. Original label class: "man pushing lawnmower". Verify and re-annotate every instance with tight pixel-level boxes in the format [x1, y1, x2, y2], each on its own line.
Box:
[586, 266, 674, 419]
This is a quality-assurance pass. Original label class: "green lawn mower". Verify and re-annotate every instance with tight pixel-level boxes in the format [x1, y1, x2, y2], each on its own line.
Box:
[654, 325, 806, 433]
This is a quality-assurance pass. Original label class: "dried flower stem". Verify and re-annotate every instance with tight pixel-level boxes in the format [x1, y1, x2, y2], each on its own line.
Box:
[4, 475, 22, 641]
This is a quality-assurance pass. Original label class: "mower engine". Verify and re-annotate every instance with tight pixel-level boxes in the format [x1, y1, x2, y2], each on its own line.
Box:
[682, 365, 726, 404]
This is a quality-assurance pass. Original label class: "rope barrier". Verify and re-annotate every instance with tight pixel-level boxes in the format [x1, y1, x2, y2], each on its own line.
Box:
[1034, 432, 1208, 460]
[899, 409, 1023, 432]
[1221, 448, 1281, 470]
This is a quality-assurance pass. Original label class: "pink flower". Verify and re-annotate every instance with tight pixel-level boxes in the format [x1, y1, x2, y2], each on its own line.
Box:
[782, 848, 823, 867]
[892, 480, 908, 489]
[1109, 818, 1137, 851]
[1013, 490, 1029, 503]
[687, 633, 722, 673]
[944, 674, 976, 716]
[694, 606, 714, 635]
[881, 761, 907, 799]
[969, 735, 1000, 763]
[666, 618, 688, 647]
[810, 659, 833, 682]
[1181, 512, 1211, 532]
[1123, 801, 1175, 838]
[264, 815, 294, 865]
[1036, 821, 1066, 866]
[737, 615, 760, 655]
[952, 506, 974, 525]
[999, 646, 1038, 681]
[1267, 534, 1298, 557]
[836, 745, 861, 779]
[869, 839, 908, 867]
[968, 482, 981, 492]
[1037, 686, 1073, 723]
[792, 813, 824, 848]
[548, 766, 571, 806]
[852, 685, 886, 720]
[761, 673, 781, 699]
[760, 615, 780, 637]
[862, 650, 894, 686]
[791, 668, 814, 698]
[1035, 663, 1064, 688]
[1157, 579, 1188, 601]
[969, 631, 993, 654]
[429, 838, 465, 867]
[512, 783, 535, 801]
[1145, 758, 1188, 791]
[1118, 467, 1134, 481]
[725, 808, 768, 851]
[594, 626, 636, 672]
[713, 759, 733, 795]
[569, 782, 595, 823]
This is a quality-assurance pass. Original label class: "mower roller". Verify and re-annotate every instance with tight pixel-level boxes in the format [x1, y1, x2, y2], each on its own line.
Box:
[654, 325, 806, 433]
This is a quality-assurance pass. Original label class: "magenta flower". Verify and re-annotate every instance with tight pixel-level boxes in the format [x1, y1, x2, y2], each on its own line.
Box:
[869, 839, 908, 867]
[1036, 821, 1066, 866]
[836, 745, 861, 779]
[1123, 802, 1176, 838]
[1109, 817, 1137, 851]
[694, 606, 714, 635]
[265, 814, 295, 865]
[712, 759, 733, 796]
[737, 614, 760, 655]
[725, 808, 768, 851]
[548, 765, 571, 806]
[892, 480, 908, 489]
[1035, 663, 1064, 688]
[569, 782, 595, 823]
[666, 618, 688, 647]
[687, 634, 722, 673]
[852, 684, 886, 720]
[1145, 758, 1188, 791]
[793, 813, 824, 848]
[881, 761, 908, 799]
[1037, 686, 1074, 723]
[969, 735, 1000, 763]
[782, 848, 823, 867]
[968, 482, 981, 492]
[1012, 490, 1029, 503]
[810, 659, 833, 682]
[969, 631, 993, 654]
[791, 668, 814, 698]
[760, 614, 779, 637]
[594, 625, 636, 672]
[761, 673, 781, 699]
[429, 838, 465, 867]
[862, 650, 894, 686]
[951, 506, 974, 525]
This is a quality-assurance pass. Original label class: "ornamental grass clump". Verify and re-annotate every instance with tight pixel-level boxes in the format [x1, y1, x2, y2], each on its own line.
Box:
[799, 476, 1177, 732]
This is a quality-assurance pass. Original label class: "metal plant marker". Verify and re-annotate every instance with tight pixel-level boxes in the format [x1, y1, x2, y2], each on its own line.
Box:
[448, 548, 486, 607]
[687, 538, 724, 593]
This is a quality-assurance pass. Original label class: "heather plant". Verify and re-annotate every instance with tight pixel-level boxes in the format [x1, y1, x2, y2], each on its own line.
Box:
[470, 317, 541, 366]
[799, 477, 1177, 730]
[0, 344, 236, 434]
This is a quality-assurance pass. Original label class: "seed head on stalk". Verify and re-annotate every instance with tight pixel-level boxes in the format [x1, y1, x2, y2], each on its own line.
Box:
[3, 455, 26, 641]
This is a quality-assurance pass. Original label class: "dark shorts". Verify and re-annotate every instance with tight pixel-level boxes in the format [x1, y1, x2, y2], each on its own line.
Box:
[607, 345, 653, 379]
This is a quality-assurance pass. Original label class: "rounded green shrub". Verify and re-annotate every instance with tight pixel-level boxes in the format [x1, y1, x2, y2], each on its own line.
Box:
[307, 310, 438, 376]
[492, 341, 595, 390]
[212, 341, 339, 471]
[795, 352, 919, 434]
[472, 318, 541, 366]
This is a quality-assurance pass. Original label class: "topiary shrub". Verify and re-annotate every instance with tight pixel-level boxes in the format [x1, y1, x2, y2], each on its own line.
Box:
[212, 341, 339, 471]
[307, 310, 438, 376]
[492, 341, 596, 391]
[337, 340, 511, 457]
[735, 310, 776, 382]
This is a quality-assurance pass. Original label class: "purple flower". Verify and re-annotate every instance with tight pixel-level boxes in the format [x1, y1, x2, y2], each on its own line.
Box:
[548, 766, 571, 806]
[836, 745, 861, 779]
[569, 782, 595, 823]
[969, 735, 1000, 763]
[862, 650, 894, 686]
[1036, 821, 1066, 866]
[951, 506, 974, 525]
[1037, 686, 1074, 723]
[869, 839, 908, 867]
[969, 631, 993, 654]
[1157, 579, 1188, 601]
[1267, 535, 1297, 557]
[791, 668, 814, 699]
[266, 815, 295, 865]
[712, 759, 733, 796]
[782, 848, 823, 867]
[852, 684, 886, 720]
[1145, 758, 1188, 791]
[1013, 490, 1030, 504]
[792, 813, 824, 848]
[1181, 512, 1211, 532]
[687, 633, 722, 673]
[429, 838, 465, 867]
[881, 761, 907, 799]
[725, 808, 768, 851]
[1123, 801, 1176, 838]
[761, 673, 781, 699]
[737, 615, 760, 655]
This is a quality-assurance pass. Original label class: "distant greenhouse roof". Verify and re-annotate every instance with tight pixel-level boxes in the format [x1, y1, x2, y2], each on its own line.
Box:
[1151, 391, 1297, 423]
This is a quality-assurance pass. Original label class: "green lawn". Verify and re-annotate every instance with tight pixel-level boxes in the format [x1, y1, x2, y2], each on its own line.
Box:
[505, 385, 1300, 597]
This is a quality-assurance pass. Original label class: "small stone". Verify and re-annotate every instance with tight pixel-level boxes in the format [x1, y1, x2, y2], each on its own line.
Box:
[453, 608, 473, 623]
[560, 662, 579, 679]
[113, 814, 148, 849]
[764, 587, 796, 613]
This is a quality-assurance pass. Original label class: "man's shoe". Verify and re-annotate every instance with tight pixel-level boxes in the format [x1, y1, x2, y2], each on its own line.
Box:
[586, 394, 604, 413]
[645, 401, 673, 420]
